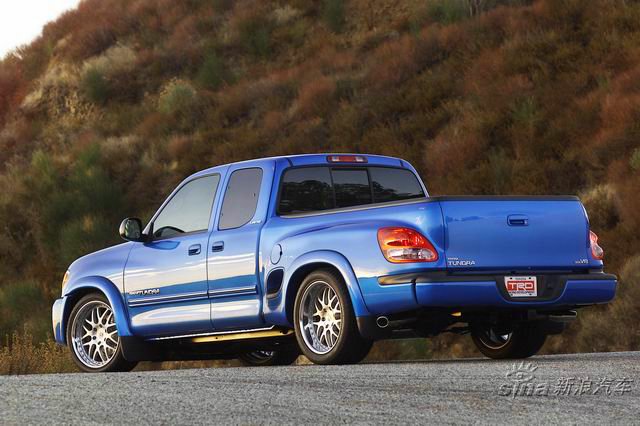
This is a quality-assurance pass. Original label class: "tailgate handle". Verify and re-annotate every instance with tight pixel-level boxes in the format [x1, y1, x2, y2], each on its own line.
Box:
[508, 215, 529, 226]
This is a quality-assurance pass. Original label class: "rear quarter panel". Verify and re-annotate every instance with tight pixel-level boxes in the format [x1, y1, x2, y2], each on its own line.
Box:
[260, 200, 447, 322]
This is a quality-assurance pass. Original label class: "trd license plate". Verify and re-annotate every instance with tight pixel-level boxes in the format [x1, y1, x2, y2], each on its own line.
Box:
[504, 276, 537, 297]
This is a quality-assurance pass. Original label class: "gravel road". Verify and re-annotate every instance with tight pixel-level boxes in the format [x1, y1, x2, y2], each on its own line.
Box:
[1, 352, 638, 425]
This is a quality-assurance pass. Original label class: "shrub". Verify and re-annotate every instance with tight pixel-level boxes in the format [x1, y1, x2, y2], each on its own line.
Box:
[631, 148, 640, 171]
[0, 64, 24, 126]
[274, 18, 308, 48]
[580, 185, 620, 230]
[323, 0, 345, 33]
[0, 282, 46, 340]
[294, 76, 336, 118]
[367, 36, 418, 89]
[427, 0, 469, 25]
[82, 45, 137, 76]
[81, 67, 109, 104]
[65, 23, 117, 61]
[196, 51, 231, 90]
[236, 12, 272, 58]
[272, 5, 301, 25]
[213, 0, 234, 12]
[158, 79, 198, 115]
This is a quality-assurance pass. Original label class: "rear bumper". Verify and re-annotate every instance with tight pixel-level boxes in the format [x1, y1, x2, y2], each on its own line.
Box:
[378, 272, 617, 309]
[52, 296, 68, 345]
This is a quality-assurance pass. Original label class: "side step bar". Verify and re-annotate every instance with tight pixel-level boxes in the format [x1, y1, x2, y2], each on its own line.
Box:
[147, 326, 294, 343]
[191, 328, 293, 344]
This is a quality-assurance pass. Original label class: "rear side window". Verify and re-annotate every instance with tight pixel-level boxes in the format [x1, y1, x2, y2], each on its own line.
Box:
[279, 167, 333, 214]
[369, 167, 424, 203]
[219, 168, 263, 230]
[278, 166, 425, 215]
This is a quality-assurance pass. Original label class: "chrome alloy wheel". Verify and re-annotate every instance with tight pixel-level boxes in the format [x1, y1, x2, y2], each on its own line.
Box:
[476, 326, 513, 350]
[71, 300, 119, 369]
[298, 281, 342, 354]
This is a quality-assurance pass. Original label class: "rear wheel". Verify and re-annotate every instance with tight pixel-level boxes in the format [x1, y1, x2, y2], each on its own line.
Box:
[293, 269, 372, 364]
[470, 322, 547, 359]
[67, 293, 137, 373]
[238, 348, 300, 366]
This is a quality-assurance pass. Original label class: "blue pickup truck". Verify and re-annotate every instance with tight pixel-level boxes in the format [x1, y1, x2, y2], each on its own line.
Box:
[52, 154, 617, 372]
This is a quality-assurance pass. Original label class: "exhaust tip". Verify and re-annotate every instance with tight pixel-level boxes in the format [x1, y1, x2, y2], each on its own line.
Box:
[376, 316, 390, 329]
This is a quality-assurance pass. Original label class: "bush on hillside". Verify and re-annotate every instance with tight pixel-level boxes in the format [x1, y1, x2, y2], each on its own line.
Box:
[427, 0, 469, 24]
[81, 67, 109, 104]
[197, 51, 232, 90]
[323, 0, 345, 33]
[236, 11, 272, 59]
[158, 79, 198, 116]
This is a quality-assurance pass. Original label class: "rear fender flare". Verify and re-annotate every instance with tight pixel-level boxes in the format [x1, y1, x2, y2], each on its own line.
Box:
[283, 250, 370, 320]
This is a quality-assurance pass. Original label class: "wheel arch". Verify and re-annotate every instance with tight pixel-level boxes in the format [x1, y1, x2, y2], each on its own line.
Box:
[62, 276, 133, 341]
[282, 251, 369, 324]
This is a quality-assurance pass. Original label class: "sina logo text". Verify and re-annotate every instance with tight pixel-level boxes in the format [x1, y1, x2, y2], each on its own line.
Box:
[498, 362, 546, 398]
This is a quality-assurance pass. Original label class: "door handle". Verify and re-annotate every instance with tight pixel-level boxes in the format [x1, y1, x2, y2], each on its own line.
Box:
[211, 241, 224, 252]
[188, 244, 201, 256]
[507, 215, 529, 226]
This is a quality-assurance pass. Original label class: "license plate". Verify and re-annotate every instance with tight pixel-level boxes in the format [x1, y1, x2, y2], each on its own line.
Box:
[504, 276, 537, 297]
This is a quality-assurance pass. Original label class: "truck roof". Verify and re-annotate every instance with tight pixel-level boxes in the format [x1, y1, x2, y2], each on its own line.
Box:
[189, 153, 409, 180]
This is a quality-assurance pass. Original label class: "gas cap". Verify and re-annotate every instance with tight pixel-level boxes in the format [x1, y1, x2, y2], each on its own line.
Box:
[270, 244, 282, 264]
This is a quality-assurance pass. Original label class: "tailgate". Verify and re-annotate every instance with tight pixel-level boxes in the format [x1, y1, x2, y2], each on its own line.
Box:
[437, 196, 590, 271]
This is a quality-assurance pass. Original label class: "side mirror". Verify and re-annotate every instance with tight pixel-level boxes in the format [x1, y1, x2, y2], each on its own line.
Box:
[119, 218, 144, 242]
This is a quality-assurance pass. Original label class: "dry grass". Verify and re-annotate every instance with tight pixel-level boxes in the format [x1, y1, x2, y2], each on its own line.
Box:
[0, 329, 76, 375]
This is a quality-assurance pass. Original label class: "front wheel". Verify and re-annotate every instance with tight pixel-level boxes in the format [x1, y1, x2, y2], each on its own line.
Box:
[470, 322, 547, 359]
[293, 269, 372, 364]
[67, 293, 137, 373]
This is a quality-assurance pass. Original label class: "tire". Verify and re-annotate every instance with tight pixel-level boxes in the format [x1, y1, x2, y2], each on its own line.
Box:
[293, 269, 372, 365]
[470, 322, 547, 360]
[238, 348, 300, 366]
[66, 293, 138, 373]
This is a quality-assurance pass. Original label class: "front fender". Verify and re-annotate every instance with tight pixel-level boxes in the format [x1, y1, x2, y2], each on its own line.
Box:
[61, 276, 133, 339]
[264, 250, 370, 327]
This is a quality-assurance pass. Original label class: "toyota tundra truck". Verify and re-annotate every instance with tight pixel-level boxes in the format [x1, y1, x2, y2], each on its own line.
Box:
[51, 154, 617, 372]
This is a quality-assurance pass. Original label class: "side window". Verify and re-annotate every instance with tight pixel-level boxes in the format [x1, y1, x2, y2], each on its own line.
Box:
[153, 174, 220, 239]
[219, 168, 263, 230]
[331, 169, 372, 208]
[369, 167, 424, 203]
[278, 167, 333, 214]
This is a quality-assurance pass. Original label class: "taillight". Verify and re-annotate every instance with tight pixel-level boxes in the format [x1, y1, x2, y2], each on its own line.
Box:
[590, 230, 604, 260]
[377, 227, 438, 263]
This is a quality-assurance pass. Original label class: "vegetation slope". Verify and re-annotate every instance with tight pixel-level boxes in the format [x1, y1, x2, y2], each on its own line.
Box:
[0, 0, 639, 372]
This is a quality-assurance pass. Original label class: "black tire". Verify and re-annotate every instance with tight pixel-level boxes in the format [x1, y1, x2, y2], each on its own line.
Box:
[345, 339, 373, 364]
[238, 348, 300, 366]
[66, 293, 138, 373]
[293, 269, 372, 365]
[470, 322, 547, 360]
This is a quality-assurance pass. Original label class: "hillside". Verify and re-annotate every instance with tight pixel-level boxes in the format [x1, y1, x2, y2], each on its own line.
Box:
[1, 0, 639, 371]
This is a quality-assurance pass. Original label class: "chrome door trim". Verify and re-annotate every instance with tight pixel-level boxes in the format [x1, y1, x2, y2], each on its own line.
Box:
[127, 290, 209, 307]
[147, 326, 275, 341]
[208, 285, 257, 298]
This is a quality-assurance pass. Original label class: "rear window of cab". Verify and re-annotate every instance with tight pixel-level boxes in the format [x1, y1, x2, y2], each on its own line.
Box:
[278, 166, 425, 215]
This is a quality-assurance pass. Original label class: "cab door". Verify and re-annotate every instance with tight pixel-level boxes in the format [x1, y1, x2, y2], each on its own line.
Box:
[208, 166, 268, 330]
[124, 174, 221, 337]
